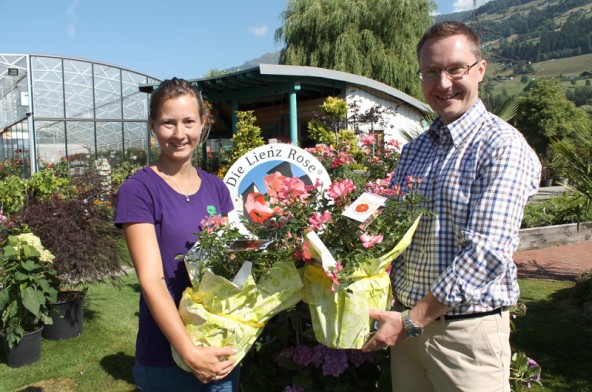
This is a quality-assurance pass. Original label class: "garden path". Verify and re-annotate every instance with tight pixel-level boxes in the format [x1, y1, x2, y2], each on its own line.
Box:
[513, 184, 591, 281]
[514, 241, 592, 281]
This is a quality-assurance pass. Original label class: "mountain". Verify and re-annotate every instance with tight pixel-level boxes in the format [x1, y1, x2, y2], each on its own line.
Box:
[234, 0, 592, 72]
[228, 51, 281, 72]
[436, 0, 592, 64]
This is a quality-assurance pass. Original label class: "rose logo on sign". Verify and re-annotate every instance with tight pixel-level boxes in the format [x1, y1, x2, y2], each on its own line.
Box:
[223, 144, 331, 234]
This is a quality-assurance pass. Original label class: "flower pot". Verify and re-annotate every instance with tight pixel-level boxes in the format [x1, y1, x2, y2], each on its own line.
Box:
[1, 327, 43, 368]
[42, 290, 85, 341]
[540, 178, 553, 187]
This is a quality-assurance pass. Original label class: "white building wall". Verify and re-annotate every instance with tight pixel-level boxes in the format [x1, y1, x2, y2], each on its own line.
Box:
[345, 86, 426, 146]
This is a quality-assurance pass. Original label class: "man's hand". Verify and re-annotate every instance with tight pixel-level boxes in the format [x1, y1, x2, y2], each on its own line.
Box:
[362, 309, 407, 352]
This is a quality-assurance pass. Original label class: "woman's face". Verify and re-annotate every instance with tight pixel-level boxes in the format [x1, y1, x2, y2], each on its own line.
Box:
[150, 94, 203, 164]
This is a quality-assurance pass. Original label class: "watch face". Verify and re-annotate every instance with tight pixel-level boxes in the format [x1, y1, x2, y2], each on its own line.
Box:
[406, 326, 423, 337]
[402, 310, 423, 337]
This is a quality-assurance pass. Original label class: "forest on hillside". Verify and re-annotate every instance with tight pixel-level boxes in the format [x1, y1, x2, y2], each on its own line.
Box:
[437, 0, 592, 64]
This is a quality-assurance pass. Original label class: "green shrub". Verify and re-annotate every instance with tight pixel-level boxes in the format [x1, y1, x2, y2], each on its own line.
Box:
[574, 270, 592, 305]
[0, 175, 28, 215]
[521, 193, 592, 228]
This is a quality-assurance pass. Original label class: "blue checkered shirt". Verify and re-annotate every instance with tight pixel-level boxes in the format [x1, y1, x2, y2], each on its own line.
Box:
[390, 100, 541, 315]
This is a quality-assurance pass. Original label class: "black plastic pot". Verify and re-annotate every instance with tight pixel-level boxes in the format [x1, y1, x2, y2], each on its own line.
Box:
[540, 178, 553, 187]
[1, 327, 43, 368]
[42, 290, 85, 341]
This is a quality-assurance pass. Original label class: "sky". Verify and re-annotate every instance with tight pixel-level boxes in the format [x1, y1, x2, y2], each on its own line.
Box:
[1, 0, 493, 81]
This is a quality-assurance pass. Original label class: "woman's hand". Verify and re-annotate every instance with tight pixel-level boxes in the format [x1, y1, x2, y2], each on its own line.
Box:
[182, 345, 237, 383]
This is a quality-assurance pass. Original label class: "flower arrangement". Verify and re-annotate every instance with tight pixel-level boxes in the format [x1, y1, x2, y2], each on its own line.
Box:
[235, 165, 422, 350]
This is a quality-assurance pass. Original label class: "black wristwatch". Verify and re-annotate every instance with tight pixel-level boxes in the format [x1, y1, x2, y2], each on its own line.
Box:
[401, 309, 423, 337]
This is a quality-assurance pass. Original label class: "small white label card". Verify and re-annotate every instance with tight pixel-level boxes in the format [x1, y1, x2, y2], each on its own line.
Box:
[305, 230, 337, 270]
[342, 192, 388, 223]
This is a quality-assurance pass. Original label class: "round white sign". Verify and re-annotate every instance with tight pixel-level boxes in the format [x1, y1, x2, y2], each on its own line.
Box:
[223, 144, 331, 233]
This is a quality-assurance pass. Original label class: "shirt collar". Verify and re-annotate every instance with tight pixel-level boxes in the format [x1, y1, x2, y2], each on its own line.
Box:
[429, 100, 487, 148]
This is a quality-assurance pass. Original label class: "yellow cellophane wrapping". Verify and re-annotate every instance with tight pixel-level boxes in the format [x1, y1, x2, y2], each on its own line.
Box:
[172, 261, 303, 371]
[302, 216, 421, 349]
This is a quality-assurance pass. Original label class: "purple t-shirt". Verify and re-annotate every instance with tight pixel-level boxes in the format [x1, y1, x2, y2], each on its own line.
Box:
[115, 166, 233, 367]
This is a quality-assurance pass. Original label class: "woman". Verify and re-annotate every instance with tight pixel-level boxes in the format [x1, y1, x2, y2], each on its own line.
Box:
[115, 78, 238, 391]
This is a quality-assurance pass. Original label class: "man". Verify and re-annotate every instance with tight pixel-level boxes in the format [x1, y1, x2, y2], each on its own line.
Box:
[363, 21, 541, 391]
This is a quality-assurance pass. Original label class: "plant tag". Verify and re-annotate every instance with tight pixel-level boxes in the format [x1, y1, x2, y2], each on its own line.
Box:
[342, 192, 387, 223]
[232, 261, 252, 287]
[305, 231, 336, 270]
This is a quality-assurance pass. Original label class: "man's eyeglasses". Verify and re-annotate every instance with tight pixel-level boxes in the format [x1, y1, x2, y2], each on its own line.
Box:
[417, 61, 480, 82]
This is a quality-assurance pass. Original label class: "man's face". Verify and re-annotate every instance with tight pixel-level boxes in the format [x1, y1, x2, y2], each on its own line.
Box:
[418, 34, 486, 125]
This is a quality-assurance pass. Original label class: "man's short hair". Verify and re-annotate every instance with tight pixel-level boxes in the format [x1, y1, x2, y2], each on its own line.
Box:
[416, 21, 482, 60]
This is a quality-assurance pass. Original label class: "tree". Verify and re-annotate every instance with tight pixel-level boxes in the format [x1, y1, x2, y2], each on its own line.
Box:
[307, 96, 354, 148]
[512, 79, 592, 158]
[275, 0, 433, 99]
[551, 123, 592, 216]
[217, 111, 265, 178]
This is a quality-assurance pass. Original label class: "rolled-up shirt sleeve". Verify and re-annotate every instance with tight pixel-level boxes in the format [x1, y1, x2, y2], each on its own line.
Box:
[432, 134, 541, 309]
[390, 100, 541, 313]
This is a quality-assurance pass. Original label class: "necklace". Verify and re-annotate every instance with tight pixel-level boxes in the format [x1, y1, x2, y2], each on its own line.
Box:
[165, 171, 191, 203]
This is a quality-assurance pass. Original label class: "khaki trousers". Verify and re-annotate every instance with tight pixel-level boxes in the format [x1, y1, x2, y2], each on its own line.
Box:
[391, 310, 511, 392]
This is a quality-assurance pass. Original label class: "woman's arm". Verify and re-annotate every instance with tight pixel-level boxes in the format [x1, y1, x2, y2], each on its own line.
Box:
[122, 222, 236, 383]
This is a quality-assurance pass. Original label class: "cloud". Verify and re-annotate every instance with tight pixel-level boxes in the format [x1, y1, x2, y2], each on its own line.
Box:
[66, 0, 79, 39]
[248, 25, 268, 38]
[452, 0, 493, 13]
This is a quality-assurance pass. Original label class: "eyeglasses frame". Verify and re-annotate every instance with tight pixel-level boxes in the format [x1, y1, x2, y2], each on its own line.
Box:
[417, 60, 481, 82]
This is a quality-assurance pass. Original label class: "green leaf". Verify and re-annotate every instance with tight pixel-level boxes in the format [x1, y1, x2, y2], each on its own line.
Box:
[21, 286, 42, 316]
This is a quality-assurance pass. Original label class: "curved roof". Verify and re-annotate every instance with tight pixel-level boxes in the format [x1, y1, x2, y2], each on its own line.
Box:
[140, 64, 429, 114]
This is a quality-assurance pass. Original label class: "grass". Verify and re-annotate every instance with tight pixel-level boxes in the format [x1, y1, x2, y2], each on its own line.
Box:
[1, 273, 590, 391]
[0, 273, 140, 391]
[487, 53, 592, 97]
[512, 279, 592, 392]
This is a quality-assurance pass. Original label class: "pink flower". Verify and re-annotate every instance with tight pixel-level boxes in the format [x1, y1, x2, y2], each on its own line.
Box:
[279, 176, 310, 203]
[361, 134, 376, 146]
[406, 176, 422, 189]
[245, 192, 278, 223]
[200, 215, 226, 233]
[359, 233, 384, 248]
[263, 172, 287, 200]
[263, 172, 310, 204]
[301, 240, 316, 261]
[387, 139, 402, 150]
[308, 211, 332, 230]
[331, 152, 354, 168]
[327, 179, 356, 200]
[325, 261, 343, 292]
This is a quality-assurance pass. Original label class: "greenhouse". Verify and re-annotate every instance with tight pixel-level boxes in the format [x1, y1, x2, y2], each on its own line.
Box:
[0, 54, 160, 176]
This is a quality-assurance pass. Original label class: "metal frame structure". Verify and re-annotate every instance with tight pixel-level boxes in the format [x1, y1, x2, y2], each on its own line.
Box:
[0, 54, 160, 176]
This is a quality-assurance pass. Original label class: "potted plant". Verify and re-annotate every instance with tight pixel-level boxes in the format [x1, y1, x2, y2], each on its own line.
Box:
[12, 163, 125, 340]
[0, 234, 58, 367]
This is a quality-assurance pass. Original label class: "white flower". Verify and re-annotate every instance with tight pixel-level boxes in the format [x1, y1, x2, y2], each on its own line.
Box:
[16, 233, 55, 263]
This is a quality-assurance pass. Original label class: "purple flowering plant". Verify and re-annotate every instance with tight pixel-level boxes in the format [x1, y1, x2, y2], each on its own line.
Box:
[509, 304, 542, 391]
[240, 302, 391, 392]
[510, 351, 542, 390]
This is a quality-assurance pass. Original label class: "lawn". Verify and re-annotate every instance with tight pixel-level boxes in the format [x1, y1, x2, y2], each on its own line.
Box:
[1, 273, 590, 391]
[511, 279, 592, 392]
[0, 273, 139, 391]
